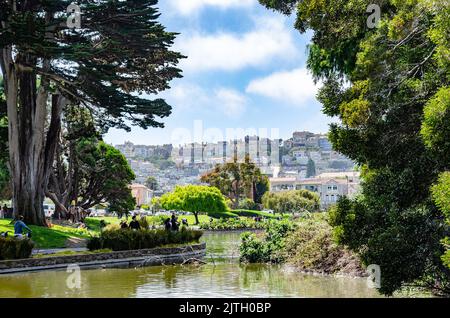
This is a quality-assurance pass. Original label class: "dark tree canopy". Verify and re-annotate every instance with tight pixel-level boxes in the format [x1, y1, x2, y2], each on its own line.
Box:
[0, 0, 183, 225]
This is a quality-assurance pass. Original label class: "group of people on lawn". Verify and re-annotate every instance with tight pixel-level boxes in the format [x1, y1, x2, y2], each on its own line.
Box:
[119, 213, 187, 232]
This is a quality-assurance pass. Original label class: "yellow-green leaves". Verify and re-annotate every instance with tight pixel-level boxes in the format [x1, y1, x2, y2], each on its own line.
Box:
[431, 171, 450, 218]
[421, 87, 450, 151]
[340, 98, 370, 128]
[340, 80, 371, 128]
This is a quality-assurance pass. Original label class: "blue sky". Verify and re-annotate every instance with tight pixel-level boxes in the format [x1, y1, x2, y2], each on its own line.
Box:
[104, 0, 336, 146]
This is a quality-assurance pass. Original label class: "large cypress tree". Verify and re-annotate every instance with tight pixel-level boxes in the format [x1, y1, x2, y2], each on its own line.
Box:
[0, 0, 183, 225]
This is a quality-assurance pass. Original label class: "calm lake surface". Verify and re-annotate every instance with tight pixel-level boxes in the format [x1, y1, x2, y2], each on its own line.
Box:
[0, 232, 388, 297]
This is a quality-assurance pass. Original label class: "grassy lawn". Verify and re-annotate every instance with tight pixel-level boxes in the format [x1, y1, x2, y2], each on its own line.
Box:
[0, 219, 92, 249]
[84, 216, 122, 232]
[0, 210, 283, 249]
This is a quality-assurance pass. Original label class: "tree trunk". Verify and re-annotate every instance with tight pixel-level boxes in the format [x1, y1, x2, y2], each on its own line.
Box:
[2, 49, 63, 226]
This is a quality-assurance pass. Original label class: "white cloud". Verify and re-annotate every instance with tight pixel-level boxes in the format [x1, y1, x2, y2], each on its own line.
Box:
[246, 68, 321, 106]
[162, 83, 247, 118]
[215, 88, 247, 117]
[175, 16, 298, 73]
[168, 0, 255, 15]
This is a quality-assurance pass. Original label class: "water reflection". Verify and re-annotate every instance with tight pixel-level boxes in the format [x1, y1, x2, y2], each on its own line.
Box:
[0, 232, 383, 298]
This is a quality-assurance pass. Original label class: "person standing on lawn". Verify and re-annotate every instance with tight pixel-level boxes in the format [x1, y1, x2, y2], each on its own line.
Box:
[129, 215, 141, 230]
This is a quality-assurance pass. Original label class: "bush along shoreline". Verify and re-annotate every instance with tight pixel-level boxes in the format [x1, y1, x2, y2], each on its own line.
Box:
[87, 227, 203, 252]
[239, 215, 366, 277]
[0, 237, 34, 260]
[199, 217, 267, 231]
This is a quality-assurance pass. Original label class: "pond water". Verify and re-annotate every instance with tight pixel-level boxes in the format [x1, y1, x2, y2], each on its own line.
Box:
[0, 231, 385, 298]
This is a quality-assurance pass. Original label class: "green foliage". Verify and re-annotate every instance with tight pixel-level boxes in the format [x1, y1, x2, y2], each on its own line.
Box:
[147, 214, 170, 227]
[260, 0, 450, 295]
[145, 176, 158, 191]
[262, 190, 320, 214]
[239, 220, 296, 263]
[160, 185, 229, 215]
[87, 227, 203, 251]
[206, 211, 238, 219]
[237, 198, 259, 211]
[421, 87, 450, 161]
[306, 158, 316, 178]
[281, 217, 363, 275]
[431, 172, 450, 218]
[138, 216, 150, 230]
[431, 172, 450, 269]
[201, 157, 269, 207]
[0, 237, 34, 260]
[77, 140, 136, 211]
[0, 1, 183, 131]
[200, 217, 265, 230]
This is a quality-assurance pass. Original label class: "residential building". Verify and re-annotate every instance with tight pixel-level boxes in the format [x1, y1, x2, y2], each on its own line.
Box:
[130, 184, 153, 206]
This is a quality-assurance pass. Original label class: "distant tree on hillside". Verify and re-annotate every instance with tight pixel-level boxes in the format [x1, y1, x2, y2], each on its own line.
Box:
[145, 176, 159, 191]
[306, 158, 316, 178]
[201, 156, 269, 208]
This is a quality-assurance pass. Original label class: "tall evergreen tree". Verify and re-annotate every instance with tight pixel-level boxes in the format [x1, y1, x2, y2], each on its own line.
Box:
[306, 158, 316, 178]
[0, 1, 183, 225]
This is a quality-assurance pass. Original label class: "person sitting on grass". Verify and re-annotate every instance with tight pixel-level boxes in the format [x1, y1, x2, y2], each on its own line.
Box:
[14, 215, 32, 238]
[129, 215, 141, 230]
[120, 220, 128, 229]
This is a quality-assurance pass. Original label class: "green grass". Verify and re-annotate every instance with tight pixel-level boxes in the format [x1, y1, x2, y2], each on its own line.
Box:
[84, 216, 122, 232]
[0, 219, 92, 249]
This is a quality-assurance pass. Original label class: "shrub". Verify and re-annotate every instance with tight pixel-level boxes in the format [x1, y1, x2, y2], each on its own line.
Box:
[239, 219, 296, 263]
[138, 216, 150, 229]
[206, 211, 238, 219]
[0, 237, 34, 260]
[238, 198, 260, 211]
[200, 217, 265, 230]
[147, 214, 170, 226]
[87, 227, 203, 251]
